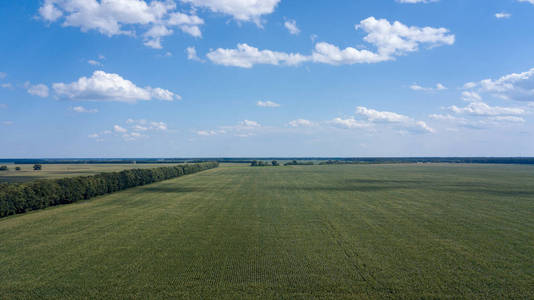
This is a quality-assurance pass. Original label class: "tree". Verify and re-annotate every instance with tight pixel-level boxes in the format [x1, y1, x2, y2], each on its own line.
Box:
[0, 166, 8, 171]
[15, 167, 21, 171]
[33, 164, 42, 171]
[250, 160, 258, 167]
[272, 160, 279, 166]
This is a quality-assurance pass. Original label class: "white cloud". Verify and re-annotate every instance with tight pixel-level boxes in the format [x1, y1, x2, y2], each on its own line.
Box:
[354, 17, 454, 60]
[464, 67, 534, 102]
[114, 125, 128, 133]
[181, 0, 280, 24]
[133, 124, 148, 131]
[2, 121, 14, 126]
[198, 119, 260, 138]
[257, 100, 280, 107]
[39, 1, 63, 21]
[430, 113, 525, 129]
[330, 117, 371, 129]
[429, 114, 461, 121]
[355, 106, 434, 133]
[240, 119, 260, 128]
[311, 42, 386, 65]
[88, 133, 100, 139]
[0, 72, 6, 79]
[150, 121, 168, 131]
[53, 71, 179, 102]
[284, 19, 300, 35]
[167, 12, 204, 38]
[1, 83, 13, 89]
[207, 43, 309, 68]
[356, 106, 412, 123]
[197, 130, 219, 136]
[0, 104, 7, 109]
[489, 116, 525, 123]
[72, 106, 98, 113]
[495, 12, 511, 19]
[143, 24, 173, 49]
[88, 59, 102, 66]
[461, 91, 482, 102]
[449, 101, 525, 116]
[410, 83, 446, 91]
[38, 0, 204, 48]
[207, 17, 454, 67]
[288, 119, 314, 127]
[186, 46, 204, 62]
[26, 83, 49, 98]
[126, 119, 168, 131]
[518, 0, 534, 5]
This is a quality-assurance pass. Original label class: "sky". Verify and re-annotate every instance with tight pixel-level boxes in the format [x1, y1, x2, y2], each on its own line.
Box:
[1, 0, 534, 158]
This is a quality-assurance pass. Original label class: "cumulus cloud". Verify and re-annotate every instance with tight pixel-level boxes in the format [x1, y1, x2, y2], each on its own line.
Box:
[207, 17, 454, 67]
[257, 100, 280, 107]
[356, 106, 412, 123]
[186, 46, 204, 61]
[463, 67, 534, 102]
[239, 119, 260, 128]
[72, 106, 98, 113]
[197, 119, 261, 138]
[284, 19, 300, 35]
[355, 106, 434, 133]
[38, 0, 204, 48]
[461, 91, 482, 102]
[495, 12, 511, 19]
[53, 70, 179, 102]
[449, 102, 525, 116]
[90, 118, 167, 141]
[197, 130, 219, 136]
[207, 43, 309, 68]
[181, 0, 280, 24]
[114, 125, 128, 133]
[88, 59, 102, 66]
[410, 83, 446, 91]
[127, 119, 168, 131]
[26, 83, 49, 98]
[288, 119, 314, 127]
[518, 0, 534, 5]
[330, 117, 371, 129]
[430, 113, 525, 129]
[1, 83, 13, 89]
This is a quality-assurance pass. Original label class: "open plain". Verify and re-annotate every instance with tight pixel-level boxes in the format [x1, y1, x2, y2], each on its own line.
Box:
[1, 164, 533, 299]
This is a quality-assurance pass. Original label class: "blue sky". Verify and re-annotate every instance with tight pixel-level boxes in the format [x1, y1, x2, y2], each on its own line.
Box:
[1, 0, 534, 157]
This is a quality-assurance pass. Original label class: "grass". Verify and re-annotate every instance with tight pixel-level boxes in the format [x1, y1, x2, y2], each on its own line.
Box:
[1, 164, 533, 299]
[0, 163, 182, 183]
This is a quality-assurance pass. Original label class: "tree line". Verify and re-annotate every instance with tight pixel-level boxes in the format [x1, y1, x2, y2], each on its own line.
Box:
[0, 162, 218, 218]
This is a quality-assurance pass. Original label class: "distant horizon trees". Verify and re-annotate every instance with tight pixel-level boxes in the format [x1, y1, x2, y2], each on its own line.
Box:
[33, 164, 42, 171]
[0, 162, 219, 218]
[250, 160, 280, 167]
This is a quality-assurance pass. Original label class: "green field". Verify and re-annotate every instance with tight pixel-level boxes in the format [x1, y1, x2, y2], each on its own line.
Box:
[1, 164, 533, 299]
[0, 163, 182, 183]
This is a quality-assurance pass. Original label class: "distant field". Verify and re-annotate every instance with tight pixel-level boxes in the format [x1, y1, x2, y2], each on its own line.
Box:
[1, 164, 533, 298]
[0, 163, 183, 183]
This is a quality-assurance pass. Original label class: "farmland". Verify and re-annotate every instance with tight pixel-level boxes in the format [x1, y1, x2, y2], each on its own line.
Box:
[1, 164, 533, 298]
